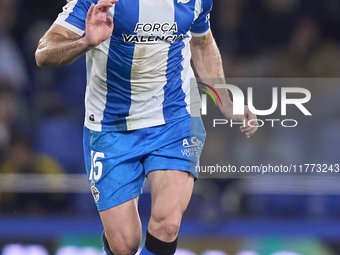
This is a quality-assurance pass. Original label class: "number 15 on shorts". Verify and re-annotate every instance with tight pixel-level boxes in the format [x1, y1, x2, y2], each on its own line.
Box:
[89, 151, 105, 181]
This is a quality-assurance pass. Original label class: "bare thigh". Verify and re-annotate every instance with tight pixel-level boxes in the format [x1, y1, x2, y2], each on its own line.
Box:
[147, 170, 194, 242]
[99, 197, 142, 255]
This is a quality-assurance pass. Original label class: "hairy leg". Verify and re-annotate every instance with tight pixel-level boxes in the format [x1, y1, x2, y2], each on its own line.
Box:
[147, 170, 194, 242]
[100, 197, 142, 255]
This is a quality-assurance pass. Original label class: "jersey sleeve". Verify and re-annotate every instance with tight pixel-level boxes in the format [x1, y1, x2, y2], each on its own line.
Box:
[190, 0, 213, 37]
[54, 0, 94, 36]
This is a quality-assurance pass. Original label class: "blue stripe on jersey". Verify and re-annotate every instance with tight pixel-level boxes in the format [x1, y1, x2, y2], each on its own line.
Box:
[191, 0, 213, 34]
[65, 0, 93, 31]
[162, 0, 196, 121]
[163, 40, 187, 121]
[102, 1, 139, 131]
[176, 0, 196, 35]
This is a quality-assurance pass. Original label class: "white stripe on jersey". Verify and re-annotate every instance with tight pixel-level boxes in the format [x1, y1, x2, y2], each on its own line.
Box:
[126, 0, 175, 130]
[54, 0, 85, 36]
[181, 36, 193, 115]
[191, 29, 210, 37]
[181, 34, 201, 118]
[84, 5, 116, 132]
[193, 0, 202, 22]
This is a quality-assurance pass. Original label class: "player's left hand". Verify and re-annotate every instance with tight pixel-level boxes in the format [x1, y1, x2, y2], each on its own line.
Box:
[221, 104, 258, 138]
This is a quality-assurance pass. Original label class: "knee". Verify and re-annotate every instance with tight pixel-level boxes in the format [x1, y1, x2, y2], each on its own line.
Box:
[148, 211, 182, 241]
[112, 245, 139, 255]
[112, 241, 140, 255]
[106, 230, 141, 255]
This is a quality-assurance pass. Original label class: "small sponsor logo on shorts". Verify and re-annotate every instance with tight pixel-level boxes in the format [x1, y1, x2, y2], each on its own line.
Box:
[89, 114, 95, 122]
[90, 181, 100, 202]
[181, 137, 204, 157]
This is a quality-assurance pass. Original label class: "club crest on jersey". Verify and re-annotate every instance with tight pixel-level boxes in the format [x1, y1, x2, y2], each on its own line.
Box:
[90, 181, 100, 202]
[178, 0, 190, 3]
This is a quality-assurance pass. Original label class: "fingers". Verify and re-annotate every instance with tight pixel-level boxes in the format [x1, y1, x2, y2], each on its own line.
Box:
[94, 0, 114, 14]
[240, 124, 257, 138]
[87, 0, 114, 21]
[106, 15, 113, 27]
[87, 3, 95, 20]
[96, 0, 119, 10]
[240, 125, 254, 133]
[242, 127, 257, 138]
[247, 128, 257, 138]
[240, 106, 258, 138]
[88, 1, 112, 19]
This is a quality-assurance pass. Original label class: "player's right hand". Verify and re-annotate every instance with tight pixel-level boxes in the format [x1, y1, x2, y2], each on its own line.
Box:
[84, 0, 119, 47]
[221, 104, 258, 138]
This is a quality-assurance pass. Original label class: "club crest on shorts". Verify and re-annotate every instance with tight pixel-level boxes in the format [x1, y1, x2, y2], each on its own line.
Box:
[90, 181, 100, 202]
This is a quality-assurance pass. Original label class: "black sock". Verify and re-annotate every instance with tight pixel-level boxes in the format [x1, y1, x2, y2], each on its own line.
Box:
[102, 231, 138, 255]
[102, 231, 114, 255]
[145, 231, 177, 255]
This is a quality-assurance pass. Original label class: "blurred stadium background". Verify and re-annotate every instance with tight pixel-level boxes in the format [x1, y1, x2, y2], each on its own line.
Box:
[1, 0, 340, 254]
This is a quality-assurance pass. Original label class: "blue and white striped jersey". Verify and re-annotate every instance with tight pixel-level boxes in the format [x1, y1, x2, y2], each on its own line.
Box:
[54, 0, 212, 131]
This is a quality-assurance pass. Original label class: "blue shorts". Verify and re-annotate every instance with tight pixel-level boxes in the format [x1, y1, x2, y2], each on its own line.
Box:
[83, 116, 206, 211]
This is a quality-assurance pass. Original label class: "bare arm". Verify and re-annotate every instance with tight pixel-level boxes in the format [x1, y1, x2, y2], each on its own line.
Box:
[190, 31, 231, 107]
[190, 31, 258, 138]
[35, 24, 88, 67]
[35, 0, 118, 67]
